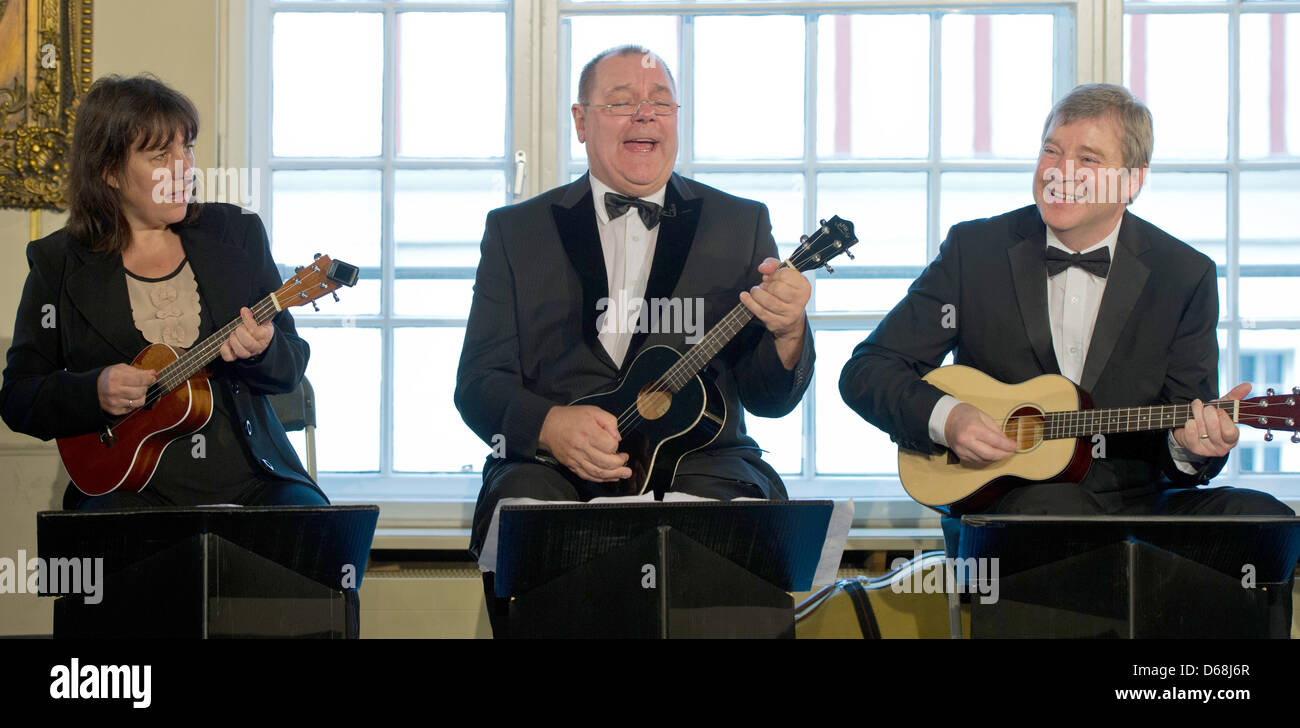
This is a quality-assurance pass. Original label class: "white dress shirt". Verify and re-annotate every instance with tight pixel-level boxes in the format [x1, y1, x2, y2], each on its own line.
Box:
[590, 174, 666, 368]
[927, 217, 1204, 472]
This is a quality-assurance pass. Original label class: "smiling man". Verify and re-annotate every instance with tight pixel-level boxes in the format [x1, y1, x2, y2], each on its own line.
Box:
[839, 83, 1292, 521]
[455, 46, 815, 634]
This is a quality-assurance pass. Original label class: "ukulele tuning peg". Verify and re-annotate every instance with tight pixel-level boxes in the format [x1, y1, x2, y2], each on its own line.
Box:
[845, 250, 855, 260]
[1291, 433, 1300, 444]
[310, 301, 319, 312]
[313, 253, 322, 260]
[1264, 430, 1273, 442]
[799, 234, 809, 243]
[1293, 387, 1299, 395]
[819, 219, 827, 227]
[294, 266, 303, 273]
[1266, 388, 1275, 396]
[331, 292, 340, 302]
[824, 264, 835, 275]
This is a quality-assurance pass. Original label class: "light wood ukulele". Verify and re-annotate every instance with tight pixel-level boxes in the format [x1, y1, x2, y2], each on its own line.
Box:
[898, 365, 1300, 513]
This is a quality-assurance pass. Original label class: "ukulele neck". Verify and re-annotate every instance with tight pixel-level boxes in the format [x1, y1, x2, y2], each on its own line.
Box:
[1043, 400, 1237, 439]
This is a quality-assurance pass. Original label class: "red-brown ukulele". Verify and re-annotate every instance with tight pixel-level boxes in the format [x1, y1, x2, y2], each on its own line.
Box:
[57, 254, 359, 496]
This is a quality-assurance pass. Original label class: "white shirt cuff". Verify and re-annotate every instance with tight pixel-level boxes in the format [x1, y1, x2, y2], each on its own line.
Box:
[929, 395, 963, 448]
[1167, 430, 1209, 475]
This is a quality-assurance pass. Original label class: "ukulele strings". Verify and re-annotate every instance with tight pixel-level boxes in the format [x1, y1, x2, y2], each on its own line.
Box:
[612, 302, 752, 433]
[1001, 399, 1296, 439]
[611, 255, 804, 435]
[110, 295, 280, 426]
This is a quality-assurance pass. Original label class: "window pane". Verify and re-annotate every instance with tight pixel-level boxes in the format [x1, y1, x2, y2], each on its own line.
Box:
[815, 172, 927, 312]
[273, 13, 382, 157]
[394, 328, 488, 471]
[567, 16, 681, 162]
[394, 169, 504, 269]
[692, 173, 805, 256]
[272, 170, 382, 269]
[1125, 14, 1228, 160]
[1239, 171, 1300, 321]
[395, 279, 474, 318]
[1129, 172, 1227, 265]
[398, 12, 506, 158]
[817, 172, 927, 266]
[941, 14, 1054, 160]
[1234, 329, 1300, 473]
[939, 171, 1030, 236]
[694, 15, 804, 160]
[816, 330, 900, 475]
[817, 14, 929, 159]
[1240, 13, 1300, 159]
[299, 327, 382, 472]
[744, 404, 802, 476]
[817, 278, 912, 314]
[298, 277, 381, 318]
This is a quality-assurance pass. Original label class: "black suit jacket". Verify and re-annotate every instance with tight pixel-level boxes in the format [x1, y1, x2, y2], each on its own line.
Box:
[455, 173, 814, 495]
[839, 205, 1226, 495]
[0, 203, 320, 497]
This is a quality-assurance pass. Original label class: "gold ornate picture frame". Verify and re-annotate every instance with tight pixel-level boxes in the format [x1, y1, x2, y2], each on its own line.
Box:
[0, 0, 93, 211]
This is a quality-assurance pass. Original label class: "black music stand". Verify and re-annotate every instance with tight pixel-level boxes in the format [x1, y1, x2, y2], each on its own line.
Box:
[493, 500, 834, 638]
[958, 515, 1300, 638]
[37, 505, 379, 638]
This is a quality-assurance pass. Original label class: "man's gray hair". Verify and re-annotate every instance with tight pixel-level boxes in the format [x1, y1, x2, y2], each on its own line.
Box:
[1041, 83, 1154, 169]
[577, 45, 677, 105]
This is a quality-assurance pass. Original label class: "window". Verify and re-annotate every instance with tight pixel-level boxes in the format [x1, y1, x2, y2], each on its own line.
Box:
[558, 3, 1075, 500]
[246, 0, 1299, 521]
[249, 0, 514, 502]
[1125, 0, 1300, 482]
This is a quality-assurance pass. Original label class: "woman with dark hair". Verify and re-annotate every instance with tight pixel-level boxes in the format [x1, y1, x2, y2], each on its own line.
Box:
[0, 75, 327, 510]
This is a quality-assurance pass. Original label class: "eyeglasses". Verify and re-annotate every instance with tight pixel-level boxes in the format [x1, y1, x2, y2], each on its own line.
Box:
[584, 100, 680, 117]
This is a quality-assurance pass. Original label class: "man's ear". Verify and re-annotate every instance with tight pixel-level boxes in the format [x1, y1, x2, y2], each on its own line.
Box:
[572, 103, 587, 143]
[1124, 166, 1148, 204]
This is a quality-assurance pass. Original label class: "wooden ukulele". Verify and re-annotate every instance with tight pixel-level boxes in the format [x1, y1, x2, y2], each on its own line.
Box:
[898, 365, 1300, 513]
[537, 216, 859, 496]
[57, 254, 359, 496]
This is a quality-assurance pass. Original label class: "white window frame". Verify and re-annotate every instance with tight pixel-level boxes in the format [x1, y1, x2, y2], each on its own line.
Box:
[237, 0, 1298, 540]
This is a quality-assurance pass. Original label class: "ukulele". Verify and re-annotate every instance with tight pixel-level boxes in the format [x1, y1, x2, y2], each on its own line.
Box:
[537, 216, 859, 496]
[57, 254, 359, 496]
[897, 365, 1300, 513]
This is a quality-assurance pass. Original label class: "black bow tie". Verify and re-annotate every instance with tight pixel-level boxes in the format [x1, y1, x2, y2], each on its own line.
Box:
[1045, 246, 1111, 278]
[604, 192, 663, 230]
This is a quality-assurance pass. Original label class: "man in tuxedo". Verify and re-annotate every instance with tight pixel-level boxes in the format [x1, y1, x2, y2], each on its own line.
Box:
[839, 83, 1292, 521]
[456, 45, 814, 573]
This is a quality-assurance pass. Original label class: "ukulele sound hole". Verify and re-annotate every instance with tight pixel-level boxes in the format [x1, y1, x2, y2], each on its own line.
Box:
[636, 385, 672, 420]
[1003, 406, 1045, 452]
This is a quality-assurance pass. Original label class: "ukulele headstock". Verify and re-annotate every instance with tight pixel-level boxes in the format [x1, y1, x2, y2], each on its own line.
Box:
[789, 216, 858, 275]
[1236, 387, 1300, 443]
[275, 254, 360, 312]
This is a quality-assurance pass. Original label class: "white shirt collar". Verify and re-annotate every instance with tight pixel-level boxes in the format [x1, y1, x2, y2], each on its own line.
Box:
[589, 173, 668, 226]
[1045, 215, 1123, 259]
